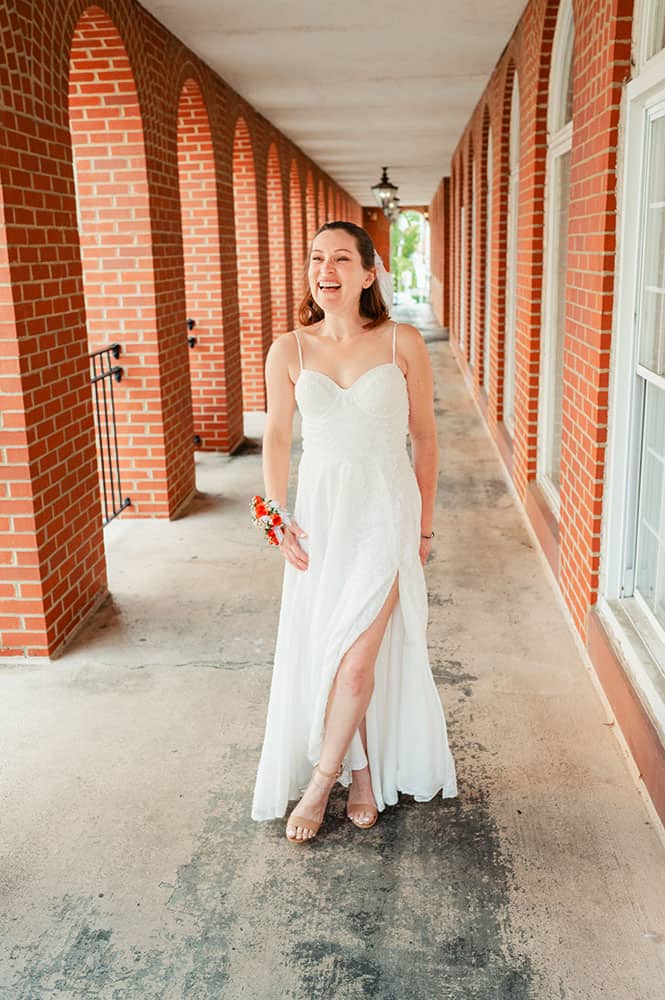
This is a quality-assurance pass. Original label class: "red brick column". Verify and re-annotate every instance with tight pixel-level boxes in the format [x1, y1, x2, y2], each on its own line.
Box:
[177, 77, 233, 451]
[317, 183, 326, 228]
[289, 162, 306, 316]
[267, 144, 290, 336]
[233, 117, 266, 413]
[0, 118, 107, 657]
[305, 172, 317, 243]
[558, 0, 631, 635]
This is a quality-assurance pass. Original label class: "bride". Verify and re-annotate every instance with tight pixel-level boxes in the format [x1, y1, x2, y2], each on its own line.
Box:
[252, 221, 457, 844]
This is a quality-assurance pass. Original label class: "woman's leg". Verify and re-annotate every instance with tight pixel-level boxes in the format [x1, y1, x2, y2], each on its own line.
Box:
[286, 573, 400, 841]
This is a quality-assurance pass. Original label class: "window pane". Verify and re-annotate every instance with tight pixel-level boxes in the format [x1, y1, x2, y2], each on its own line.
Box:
[563, 25, 574, 126]
[638, 114, 665, 378]
[635, 383, 665, 631]
[646, 2, 665, 60]
[547, 150, 571, 488]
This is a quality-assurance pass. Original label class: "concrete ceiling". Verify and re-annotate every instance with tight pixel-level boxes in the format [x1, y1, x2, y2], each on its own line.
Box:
[141, 0, 524, 205]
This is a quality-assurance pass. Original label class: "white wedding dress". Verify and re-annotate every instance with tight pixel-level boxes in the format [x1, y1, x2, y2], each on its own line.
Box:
[251, 322, 458, 821]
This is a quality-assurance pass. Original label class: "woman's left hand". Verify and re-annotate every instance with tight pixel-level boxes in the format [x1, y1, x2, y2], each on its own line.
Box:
[419, 536, 433, 566]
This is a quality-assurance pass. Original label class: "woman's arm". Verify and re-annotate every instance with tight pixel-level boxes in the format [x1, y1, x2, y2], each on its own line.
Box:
[402, 324, 440, 537]
[262, 334, 297, 508]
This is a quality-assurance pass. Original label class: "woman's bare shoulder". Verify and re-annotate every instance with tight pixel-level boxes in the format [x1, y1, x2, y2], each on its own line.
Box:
[266, 326, 318, 383]
[393, 322, 428, 365]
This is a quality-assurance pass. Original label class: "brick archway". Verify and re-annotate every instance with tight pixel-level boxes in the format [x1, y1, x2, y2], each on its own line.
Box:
[69, 5, 192, 516]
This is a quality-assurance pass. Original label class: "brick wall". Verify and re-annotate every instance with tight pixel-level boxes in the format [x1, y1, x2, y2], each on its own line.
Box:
[362, 208, 390, 269]
[0, 0, 358, 656]
[431, 0, 632, 641]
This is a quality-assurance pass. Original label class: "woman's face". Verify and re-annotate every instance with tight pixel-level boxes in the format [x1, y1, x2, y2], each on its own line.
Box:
[308, 230, 375, 315]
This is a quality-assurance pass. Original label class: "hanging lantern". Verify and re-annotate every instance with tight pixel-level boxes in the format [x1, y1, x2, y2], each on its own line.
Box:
[371, 166, 398, 209]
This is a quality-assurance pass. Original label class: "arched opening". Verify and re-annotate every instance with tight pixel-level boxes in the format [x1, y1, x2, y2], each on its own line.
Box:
[267, 143, 290, 334]
[391, 211, 430, 307]
[233, 117, 265, 414]
[289, 161, 306, 316]
[177, 78, 228, 450]
[69, 5, 175, 516]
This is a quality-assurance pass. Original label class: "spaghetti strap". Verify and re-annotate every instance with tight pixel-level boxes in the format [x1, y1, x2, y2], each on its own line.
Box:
[392, 323, 397, 364]
[293, 329, 304, 374]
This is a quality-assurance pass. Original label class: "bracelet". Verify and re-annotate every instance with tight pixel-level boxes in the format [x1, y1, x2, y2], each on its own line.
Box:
[421, 530, 435, 539]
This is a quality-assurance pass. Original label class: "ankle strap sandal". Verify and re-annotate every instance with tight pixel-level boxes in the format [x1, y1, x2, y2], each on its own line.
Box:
[285, 762, 343, 845]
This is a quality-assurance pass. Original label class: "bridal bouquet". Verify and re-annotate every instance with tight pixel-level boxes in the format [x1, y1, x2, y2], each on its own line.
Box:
[249, 495, 292, 546]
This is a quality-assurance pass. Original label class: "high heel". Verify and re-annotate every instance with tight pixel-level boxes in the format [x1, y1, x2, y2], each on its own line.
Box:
[285, 762, 343, 845]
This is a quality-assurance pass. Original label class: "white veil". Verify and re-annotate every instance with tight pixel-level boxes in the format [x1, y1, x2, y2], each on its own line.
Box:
[373, 250, 394, 312]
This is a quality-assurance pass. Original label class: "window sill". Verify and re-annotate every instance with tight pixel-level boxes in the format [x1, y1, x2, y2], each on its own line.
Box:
[596, 596, 665, 747]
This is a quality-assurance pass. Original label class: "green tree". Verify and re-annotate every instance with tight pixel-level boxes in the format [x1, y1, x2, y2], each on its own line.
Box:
[390, 211, 424, 299]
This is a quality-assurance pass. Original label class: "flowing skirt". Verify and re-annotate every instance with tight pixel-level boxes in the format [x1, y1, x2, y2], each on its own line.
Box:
[251, 448, 458, 821]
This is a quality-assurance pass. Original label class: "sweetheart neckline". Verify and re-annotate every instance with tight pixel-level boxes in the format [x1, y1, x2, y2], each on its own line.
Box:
[295, 362, 405, 393]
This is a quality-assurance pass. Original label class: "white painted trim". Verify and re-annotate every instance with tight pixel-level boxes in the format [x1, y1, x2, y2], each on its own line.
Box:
[537, 0, 574, 516]
[636, 0, 665, 70]
[601, 51, 665, 729]
[547, 0, 574, 136]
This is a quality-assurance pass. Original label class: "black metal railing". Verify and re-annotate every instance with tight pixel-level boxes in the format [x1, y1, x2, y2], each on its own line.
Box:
[89, 343, 131, 526]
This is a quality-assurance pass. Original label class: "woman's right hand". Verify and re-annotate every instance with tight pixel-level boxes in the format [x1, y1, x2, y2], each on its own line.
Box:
[279, 518, 309, 571]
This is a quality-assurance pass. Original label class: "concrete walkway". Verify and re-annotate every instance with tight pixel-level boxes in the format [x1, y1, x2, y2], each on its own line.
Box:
[2, 307, 665, 999]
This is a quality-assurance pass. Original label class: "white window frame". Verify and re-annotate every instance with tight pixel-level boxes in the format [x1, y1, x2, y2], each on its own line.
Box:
[537, 0, 574, 517]
[637, 0, 665, 67]
[503, 74, 520, 436]
[483, 127, 493, 395]
[598, 40, 665, 743]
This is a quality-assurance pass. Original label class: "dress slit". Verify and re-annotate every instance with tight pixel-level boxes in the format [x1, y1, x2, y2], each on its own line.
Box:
[309, 566, 401, 786]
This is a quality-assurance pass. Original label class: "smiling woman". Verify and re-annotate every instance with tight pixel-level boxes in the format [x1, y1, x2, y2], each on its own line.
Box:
[297, 221, 389, 331]
[251, 220, 458, 845]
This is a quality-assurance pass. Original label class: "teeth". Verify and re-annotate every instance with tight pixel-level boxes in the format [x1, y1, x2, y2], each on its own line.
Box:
[319, 282, 340, 288]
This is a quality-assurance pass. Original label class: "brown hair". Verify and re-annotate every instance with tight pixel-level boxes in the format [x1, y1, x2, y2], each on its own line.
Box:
[296, 221, 390, 330]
